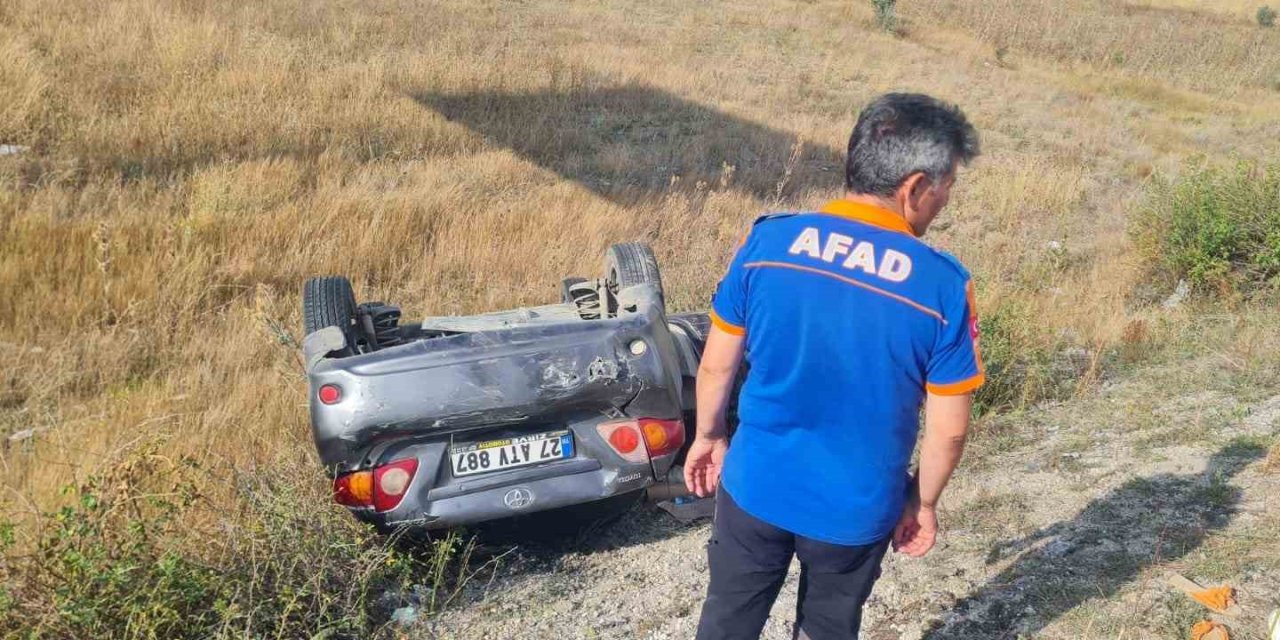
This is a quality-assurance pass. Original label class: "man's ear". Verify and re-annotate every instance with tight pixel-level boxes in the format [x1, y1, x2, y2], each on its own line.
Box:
[896, 172, 930, 215]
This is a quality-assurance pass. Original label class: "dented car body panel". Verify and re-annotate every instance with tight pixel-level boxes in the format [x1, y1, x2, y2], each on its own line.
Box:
[305, 284, 705, 531]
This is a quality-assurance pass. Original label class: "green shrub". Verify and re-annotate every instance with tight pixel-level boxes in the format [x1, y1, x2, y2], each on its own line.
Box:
[872, 0, 897, 33]
[0, 444, 479, 639]
[0, 450, 220, 639]
[972, 296, 1083, 414]
[973, 299, 1041, 413]
[1133, 161, 1280, 296]
[1259, 5, 1277, 28]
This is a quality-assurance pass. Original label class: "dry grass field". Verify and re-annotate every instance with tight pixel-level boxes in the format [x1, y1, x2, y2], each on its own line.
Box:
[1, 0, 1279, 637]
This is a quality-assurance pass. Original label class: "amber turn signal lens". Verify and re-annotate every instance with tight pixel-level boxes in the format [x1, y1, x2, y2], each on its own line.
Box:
[333, 470, 373, 507]
[639, 418, 685, 457]
[642, 421, 668, 451]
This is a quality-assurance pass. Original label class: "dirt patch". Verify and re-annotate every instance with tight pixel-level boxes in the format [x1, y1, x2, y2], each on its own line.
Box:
[418, 366, 1280, 639]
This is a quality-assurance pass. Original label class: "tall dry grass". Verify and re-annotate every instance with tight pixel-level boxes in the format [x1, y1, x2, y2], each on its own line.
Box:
[904, 0, 1280, 94]
[1, 0, 1277, 634]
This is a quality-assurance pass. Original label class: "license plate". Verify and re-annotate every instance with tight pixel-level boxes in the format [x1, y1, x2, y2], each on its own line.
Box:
[450, 430, 574, 478]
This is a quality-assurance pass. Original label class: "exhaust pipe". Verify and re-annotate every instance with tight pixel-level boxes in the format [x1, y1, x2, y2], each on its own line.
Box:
[646, 465, 692, 502]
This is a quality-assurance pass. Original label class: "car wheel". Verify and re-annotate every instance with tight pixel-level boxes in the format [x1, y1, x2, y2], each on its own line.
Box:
[604, 242, 664, 307]
[303, 276, 357, 357]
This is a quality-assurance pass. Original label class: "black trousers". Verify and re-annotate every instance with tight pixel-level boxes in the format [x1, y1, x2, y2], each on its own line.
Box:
[695, 489, 891, 640]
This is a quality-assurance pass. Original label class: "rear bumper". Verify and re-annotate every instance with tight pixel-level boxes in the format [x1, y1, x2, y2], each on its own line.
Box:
[350, 437, 677, 530]
[381, 461, 622, 530]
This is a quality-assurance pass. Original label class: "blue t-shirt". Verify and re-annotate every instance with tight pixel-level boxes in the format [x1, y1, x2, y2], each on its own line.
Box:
[710, 199, 984, 545]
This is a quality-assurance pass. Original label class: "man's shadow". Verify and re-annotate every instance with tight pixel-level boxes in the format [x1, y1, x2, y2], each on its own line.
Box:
[924, 440, 1266, 639]
[413, 83, 843, 206]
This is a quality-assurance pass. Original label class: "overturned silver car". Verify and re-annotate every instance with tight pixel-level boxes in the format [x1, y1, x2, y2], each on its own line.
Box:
[302, 243, 711, 532]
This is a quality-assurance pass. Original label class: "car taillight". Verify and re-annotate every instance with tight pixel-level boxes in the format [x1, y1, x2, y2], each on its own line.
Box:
[333, 469, 373, 507]
[640, 418, 685, 458]
[373, 458, 418, 512]
[318, 384, 342, 405]
[597, 418, 684, 462]
[597, 420, 649, 463]
[332, 458, 419, 512]
[610, 427, 639, 453]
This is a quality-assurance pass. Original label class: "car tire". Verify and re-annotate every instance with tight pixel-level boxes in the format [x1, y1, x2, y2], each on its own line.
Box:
[303, 276, 357, 357]
[604, 242, 664, 306]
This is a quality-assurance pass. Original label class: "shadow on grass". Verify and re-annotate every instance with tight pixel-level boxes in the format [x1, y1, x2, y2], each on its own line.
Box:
[924, 440, 1265, 639]
[413, 83, 844, 205]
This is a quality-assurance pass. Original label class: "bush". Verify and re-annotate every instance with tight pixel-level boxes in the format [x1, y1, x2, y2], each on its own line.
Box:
[1259, 5, 1277, 28]
[972, 297, 1081, 414]
[0, 444, 481, 639]
[872, 0, 897, 33]
[1133, 161, 1280, 296]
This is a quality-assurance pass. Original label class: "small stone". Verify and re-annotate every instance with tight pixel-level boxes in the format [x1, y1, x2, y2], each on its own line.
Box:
[391, 606, 419, 626]
[1095, 538, 1122, 554]
[1043, 538, 1074, 558]
[1162, 279, 1189, 310]
[8, 429, 35, 442]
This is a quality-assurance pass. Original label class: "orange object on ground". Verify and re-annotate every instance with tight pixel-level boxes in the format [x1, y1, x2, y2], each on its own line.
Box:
[1190, 620, 1229, 640]
[1190, 586, 1235, 613]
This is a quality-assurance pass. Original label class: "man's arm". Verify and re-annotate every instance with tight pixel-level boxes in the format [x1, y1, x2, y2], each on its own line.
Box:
[696, 326, 746, 440]
[917, 391, 972, 508]
[894, 391, 972, 557]
[684, 326, 745, 497]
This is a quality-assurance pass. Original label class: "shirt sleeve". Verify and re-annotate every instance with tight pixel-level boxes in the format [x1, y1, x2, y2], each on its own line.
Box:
[925, 279, 984, 395]
[709, 233, 751, 336]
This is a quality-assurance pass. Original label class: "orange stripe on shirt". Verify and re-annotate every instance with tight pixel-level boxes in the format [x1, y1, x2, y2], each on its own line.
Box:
[742, 261, 947, 324]
[709, 309, 746, 335]
[926, 372, 985, 396]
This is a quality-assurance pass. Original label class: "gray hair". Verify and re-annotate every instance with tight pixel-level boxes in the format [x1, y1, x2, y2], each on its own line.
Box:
[845, 93, 979, 197]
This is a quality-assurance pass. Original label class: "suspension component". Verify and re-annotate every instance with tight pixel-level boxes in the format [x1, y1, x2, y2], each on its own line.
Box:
[355, 302, 403, 352]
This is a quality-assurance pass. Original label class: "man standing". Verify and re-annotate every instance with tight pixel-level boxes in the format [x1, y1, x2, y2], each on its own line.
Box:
[685, 93, 983, 640]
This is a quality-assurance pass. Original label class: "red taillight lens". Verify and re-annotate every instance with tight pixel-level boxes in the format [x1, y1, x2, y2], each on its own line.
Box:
[597, 421, 649, 463]
[609, 427, 639, 453]
[318, 384, 342, 405]
[640, 418, 685, 457]
[373, 458, 418, 512]
[333, 470, 373, 507]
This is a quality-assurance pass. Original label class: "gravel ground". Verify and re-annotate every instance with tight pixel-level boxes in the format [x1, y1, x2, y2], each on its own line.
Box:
[417, 379, 1280, 640]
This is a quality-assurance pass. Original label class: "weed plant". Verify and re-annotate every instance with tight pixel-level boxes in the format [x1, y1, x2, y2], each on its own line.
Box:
[1259, 5, 1277, 27]
[1133, 161, 1280, 296]
[0, 442, 480, 639]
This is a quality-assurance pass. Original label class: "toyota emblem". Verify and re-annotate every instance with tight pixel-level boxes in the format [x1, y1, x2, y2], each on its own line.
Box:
[503, 487, 534, 510]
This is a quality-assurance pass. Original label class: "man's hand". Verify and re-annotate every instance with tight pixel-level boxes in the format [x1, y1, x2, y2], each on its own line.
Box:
[892, 500, 939, 558]
[894, 391, 971, 558]
[683, 435, 729, 498]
